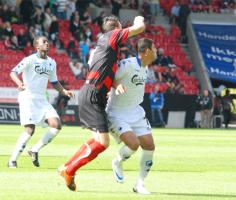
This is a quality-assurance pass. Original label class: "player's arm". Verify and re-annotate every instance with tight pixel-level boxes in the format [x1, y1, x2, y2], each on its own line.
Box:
[51, 81, 75, 98]
[10, 71, 25, 91]
[50, 60, 74, 98]
[10, 57, 29, 91]
[112, 81, 127, 95]
[127, 16, 145, 38]
[111, 16, 145, 47]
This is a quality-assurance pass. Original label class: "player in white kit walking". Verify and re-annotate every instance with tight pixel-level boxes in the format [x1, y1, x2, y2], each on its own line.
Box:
[8, 36, 74, 168]
[106, 38, 157, 194]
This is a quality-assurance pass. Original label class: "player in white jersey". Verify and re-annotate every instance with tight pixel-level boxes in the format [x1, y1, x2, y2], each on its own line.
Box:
[8, 36, 74, 168]
[106, 38, 157, 195]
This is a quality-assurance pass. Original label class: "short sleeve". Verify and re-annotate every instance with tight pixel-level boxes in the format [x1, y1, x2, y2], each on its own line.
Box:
[109, 28, 129, 50]
[49, 60, 58, 83]
[11, 57, 30, 74]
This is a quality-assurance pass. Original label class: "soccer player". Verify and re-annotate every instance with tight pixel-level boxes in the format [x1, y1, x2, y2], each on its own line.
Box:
[106, 38, 157, 194]
[8, 36, 74, 168]
[58, 15, 145, 191]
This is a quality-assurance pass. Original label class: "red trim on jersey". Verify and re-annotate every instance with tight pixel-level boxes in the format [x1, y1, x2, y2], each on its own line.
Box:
[103, 76, 113, 90]
[87, 71, 100, 80]
[121, 28, 129, 44]
[109, 29, 121, 50]
[112, 63, 117, 74]
[117, 49, 120, 60]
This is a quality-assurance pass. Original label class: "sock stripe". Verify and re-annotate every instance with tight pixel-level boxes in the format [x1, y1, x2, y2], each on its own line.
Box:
[70, 143, 91, 166]
[66, 139, 106, 176]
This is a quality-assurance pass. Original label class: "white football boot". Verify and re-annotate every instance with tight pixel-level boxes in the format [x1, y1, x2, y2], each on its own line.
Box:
[7, 160, 17, 168]
[133, 180, 151, 195]
[112, 158, 124, 183]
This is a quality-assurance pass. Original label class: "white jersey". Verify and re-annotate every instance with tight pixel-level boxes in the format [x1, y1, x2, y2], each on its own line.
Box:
[106, 57, 151, 137]
[12, 53, 57, 99]
[107, 57, 147, 112]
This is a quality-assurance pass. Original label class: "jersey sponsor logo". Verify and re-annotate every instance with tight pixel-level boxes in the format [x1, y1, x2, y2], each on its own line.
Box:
[35, 64, 51, 75]
[131, 74, 147, 86]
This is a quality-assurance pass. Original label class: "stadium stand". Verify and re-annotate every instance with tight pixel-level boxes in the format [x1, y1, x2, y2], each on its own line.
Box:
[2, 0, 235, 127]
[0, 1, 199, 95]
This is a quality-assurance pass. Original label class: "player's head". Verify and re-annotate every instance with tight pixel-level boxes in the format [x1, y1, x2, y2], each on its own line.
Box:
[136, 38, 157, 65]
[33, 36, 49, 53]
[102, 15, 122, 33]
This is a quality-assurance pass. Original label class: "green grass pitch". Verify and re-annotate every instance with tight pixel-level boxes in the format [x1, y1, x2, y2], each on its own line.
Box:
[0, 125, 236, 200]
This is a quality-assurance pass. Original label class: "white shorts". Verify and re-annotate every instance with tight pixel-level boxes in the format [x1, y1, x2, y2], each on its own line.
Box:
[19, 97, 59, 127]
[107, 106, 152, 139]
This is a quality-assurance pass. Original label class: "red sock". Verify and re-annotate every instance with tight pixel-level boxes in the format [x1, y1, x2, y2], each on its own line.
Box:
[66, 139, 106, 176]
[64, 139, 94, 166]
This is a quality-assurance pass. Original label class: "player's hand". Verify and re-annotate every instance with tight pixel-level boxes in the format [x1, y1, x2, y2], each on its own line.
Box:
[115, 84, 127, 95]
[18, 83, 26, 91]
[62, 89, 75, 98]
[133, 16, 144, 25]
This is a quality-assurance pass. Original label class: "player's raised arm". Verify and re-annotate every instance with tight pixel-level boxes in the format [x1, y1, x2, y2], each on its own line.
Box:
[128, 16, 145, 38]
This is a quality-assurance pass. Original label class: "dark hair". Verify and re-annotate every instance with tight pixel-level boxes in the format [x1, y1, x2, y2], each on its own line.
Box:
[136, 38, 154, 53]
[102, 15, 120, 33]
[33, 36, 47, 48]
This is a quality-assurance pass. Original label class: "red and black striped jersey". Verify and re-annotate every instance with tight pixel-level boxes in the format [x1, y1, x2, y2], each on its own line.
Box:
[86, 28, 129, 96]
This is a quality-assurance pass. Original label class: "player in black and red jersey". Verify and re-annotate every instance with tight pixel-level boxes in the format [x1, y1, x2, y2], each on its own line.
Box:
[58, 15, 145, 191]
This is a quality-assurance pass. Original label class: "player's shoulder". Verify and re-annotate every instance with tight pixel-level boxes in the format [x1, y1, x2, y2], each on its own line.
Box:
[103, 28, 124, 39]
[25, 53, 36, 59]
[118, 57, 136, 68]
[106, 28, 122, 35]
[22, 53, 37, 62]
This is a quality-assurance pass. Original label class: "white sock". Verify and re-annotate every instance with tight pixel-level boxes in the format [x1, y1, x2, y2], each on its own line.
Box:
[117, 145, 135, 162]
[30, 128, 59, 153]
[9, 132, 31, 161]
[137, 149, 154, 184]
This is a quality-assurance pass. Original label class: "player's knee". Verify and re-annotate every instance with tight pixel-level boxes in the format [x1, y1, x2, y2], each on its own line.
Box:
[99, 132, 110, 148]
[47, 118, 62, 130]
[129, 141, 140, 151]
[50, 122, 62, 130]
[27, 129, 34, 136]
[25, 125, 35, 136]
[141, 142, 155, 151]
[101, 139, 110, 148]
[145, 143, 155, 151]
[149, 144, 155, 151]
[55, 124, 62, 130]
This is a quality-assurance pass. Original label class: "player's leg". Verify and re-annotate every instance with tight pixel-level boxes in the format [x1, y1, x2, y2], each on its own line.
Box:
[8, 124, 35, 168]
[64, 131, 108, 173]
[131, 115, 154, 195]
[59, 131, 108, 191]
[112, 131, 139, 183]
[29, 117, 61, 167]
[133, 133, 155, 195]
[58, 85, 108, 191]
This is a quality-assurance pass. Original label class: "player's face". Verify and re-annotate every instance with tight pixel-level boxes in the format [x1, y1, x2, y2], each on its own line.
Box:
[37, 37, 49, 52]
[146, 44, 157, 64]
